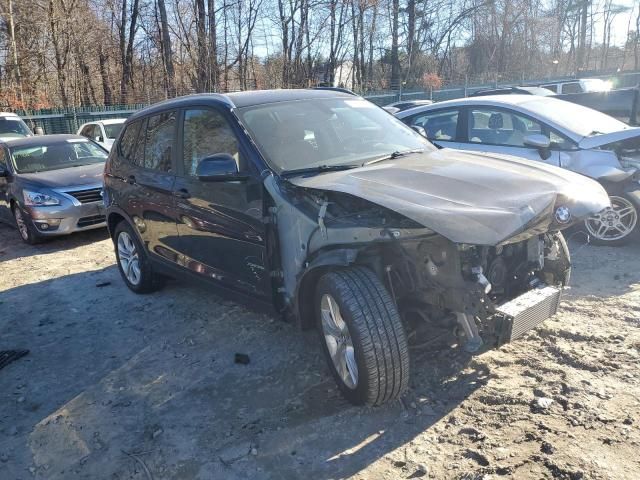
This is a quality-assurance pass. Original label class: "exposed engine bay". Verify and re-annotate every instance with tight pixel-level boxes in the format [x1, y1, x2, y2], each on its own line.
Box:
[264, 174, 573, 352]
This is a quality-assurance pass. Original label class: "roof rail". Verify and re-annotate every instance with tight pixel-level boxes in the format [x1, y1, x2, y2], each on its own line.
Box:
[312, 86, 358, 96]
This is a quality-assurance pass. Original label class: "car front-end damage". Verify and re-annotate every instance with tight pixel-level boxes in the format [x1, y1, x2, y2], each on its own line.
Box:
[264, 150, 609, 353]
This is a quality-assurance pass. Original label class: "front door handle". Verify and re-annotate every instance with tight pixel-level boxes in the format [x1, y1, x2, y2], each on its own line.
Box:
[127, 175, 136, 185]
[174, 188, 191, 199]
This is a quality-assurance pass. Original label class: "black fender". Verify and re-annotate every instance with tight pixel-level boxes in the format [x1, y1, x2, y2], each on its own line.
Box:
[294, 248, 359, 329]
[623, 183, 640, 209]
[105, 205, 140, 242]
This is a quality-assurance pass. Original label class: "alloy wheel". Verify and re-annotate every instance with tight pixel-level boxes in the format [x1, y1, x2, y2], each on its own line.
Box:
[320, 293, 358, 389]
[117, 231, 142, 285]
[585, 196, 638, 242]
[14, 208, 29, 241]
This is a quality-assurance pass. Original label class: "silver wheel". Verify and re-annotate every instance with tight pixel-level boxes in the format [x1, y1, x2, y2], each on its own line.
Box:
[586, 195, 638, 242]
[320, 293, 358, 389]
[14, 207, 29, 241]
[117, 231, 142, 286]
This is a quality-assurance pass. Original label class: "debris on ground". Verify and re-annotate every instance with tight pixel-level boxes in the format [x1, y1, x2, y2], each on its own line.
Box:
[234, 353, 250, 365]
[0, 350, 29, 371]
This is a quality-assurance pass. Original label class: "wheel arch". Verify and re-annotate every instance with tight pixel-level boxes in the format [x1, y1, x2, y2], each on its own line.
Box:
[295, 248, 360, 330]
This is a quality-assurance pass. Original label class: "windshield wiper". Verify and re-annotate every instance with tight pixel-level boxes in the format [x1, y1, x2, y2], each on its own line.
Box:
[363, 149, 424, 166]
[281, 164, 358, 178]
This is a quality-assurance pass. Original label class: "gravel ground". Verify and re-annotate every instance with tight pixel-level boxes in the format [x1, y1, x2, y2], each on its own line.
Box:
[0, 223, 639, 480]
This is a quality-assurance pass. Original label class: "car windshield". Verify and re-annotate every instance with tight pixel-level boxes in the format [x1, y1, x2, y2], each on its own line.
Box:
[523, 98, 628, 138]
[0, 117, 31, 138]
[104, 123, 124, 139]
[10, 139, 107, 173]
[236, 97, 433, 173]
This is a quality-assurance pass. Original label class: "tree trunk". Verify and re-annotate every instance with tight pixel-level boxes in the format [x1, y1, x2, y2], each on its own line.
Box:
[98, 46, 113, 105]
[390, 0, 400, 89]
[207, 0, 218, 90]
[157, 0, 176, 97]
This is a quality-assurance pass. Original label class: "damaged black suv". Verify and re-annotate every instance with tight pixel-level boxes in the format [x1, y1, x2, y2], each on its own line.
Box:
[104, 89, 609, 406]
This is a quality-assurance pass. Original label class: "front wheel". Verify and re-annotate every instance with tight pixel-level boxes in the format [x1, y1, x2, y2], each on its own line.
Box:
[585, 194, 638, 246]
[315, 266, 409, 406]
[13, 205, 42, 245]
[113, 221, 164, 294]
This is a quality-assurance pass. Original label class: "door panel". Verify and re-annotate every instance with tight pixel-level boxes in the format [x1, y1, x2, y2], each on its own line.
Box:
[174, 107, 268, 296]
[114, 115, 181, 264]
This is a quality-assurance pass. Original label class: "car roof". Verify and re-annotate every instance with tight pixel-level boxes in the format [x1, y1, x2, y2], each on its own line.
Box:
[396, 94, 560, 116]
[0, 134, 87, 148]
[99, 118, 127, 125]
[0, 112, 22, 118]
[128, 89, 356, 122]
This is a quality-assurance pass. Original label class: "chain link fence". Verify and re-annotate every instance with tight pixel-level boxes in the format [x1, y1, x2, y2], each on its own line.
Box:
[12, 70, 640, 135]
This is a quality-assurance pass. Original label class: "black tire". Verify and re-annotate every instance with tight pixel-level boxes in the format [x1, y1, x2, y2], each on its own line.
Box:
[12, 204, 42, 245]
[315, 266, 409, 406]
[113, 220, 164, 294]
[584, 193, 639, 247]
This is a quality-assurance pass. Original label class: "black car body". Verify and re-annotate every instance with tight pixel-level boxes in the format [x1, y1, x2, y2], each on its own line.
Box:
[104, 90, 609, 406]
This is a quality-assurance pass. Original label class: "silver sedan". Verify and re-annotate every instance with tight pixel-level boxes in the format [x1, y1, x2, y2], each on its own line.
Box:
[396, 95, 640, 245]
[0, 134, 107, 244]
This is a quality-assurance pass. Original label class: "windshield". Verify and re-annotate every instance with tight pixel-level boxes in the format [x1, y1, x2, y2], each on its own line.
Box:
[11, 140, 107, 173]
[523, 98, 628, 138]
[0, 117, 32, 138]
[104, 123, 124, 139]
[236, 97, 433, 173]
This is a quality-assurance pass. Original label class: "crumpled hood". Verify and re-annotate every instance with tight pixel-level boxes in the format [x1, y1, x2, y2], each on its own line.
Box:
[18, 163, 105, 188]
[579, 127, 640, 149]
[288, 149, 610, 245]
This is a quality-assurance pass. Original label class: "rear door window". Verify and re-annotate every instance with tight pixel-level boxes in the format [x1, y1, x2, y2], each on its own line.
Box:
[142, 111, 176, 172]
[561, 82, 583, 94]
[118, 121, 143, 166]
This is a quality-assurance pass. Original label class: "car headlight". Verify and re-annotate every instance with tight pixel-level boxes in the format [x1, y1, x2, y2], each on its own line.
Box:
[23, 190, 61, 206]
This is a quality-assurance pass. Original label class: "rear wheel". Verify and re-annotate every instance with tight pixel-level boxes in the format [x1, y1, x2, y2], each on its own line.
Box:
[585, 194, 638, 246]
[113, 221, 164, 294]
[315, 266, 409, 406]
[13, 205, 42, 245]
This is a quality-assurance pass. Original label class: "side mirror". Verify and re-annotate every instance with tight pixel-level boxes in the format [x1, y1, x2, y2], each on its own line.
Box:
[411, 125, 427, 137]
[96, 136, 104, 143]
[34, 127, 44, 136]
[523, 134, 551, 149]
[0, 167, 8, 177]
[524, 133, 552, 160]
[196, 153, 244, 181]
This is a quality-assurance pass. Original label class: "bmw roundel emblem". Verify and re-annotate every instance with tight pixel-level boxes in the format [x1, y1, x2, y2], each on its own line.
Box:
[555, 206, 572, 224]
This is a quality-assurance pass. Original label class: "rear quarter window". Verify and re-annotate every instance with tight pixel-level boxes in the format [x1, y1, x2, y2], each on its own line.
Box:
[118, 121, 143, 166]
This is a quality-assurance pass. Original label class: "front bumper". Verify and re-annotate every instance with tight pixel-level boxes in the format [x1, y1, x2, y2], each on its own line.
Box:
[494, 285, 562, 346]
[25, 201, 105, 236]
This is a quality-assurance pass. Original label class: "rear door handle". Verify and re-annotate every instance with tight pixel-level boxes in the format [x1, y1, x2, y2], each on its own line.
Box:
[173, 188, 191, 199]
[127, 175, 136, 185]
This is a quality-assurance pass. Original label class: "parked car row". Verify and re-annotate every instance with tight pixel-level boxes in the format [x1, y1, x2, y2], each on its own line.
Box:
[0, 89, 630, 408]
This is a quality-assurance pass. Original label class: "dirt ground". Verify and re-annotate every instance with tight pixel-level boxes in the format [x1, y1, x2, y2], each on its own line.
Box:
[0, 223, 639, 480]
